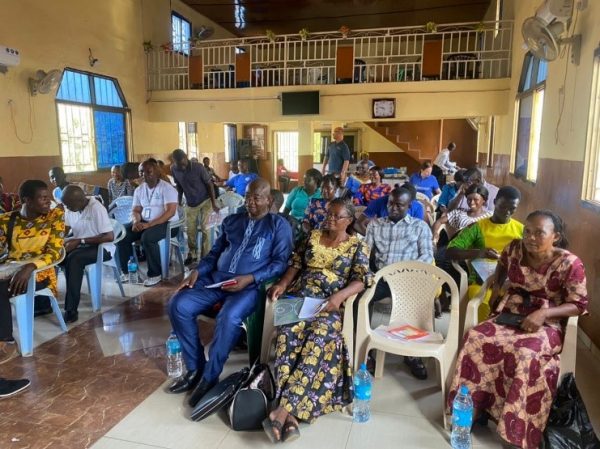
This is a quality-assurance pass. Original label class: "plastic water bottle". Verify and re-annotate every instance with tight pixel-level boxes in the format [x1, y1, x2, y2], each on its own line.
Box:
[451, 384, 473, 449]
[166, 332, 183, 379]
[353, 362, 372, 423]
[127, 257, 139, 284]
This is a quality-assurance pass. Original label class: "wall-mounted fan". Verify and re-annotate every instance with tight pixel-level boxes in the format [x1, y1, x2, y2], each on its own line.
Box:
[29, 69, 63, 96]
[195, 25, 215, 40]
[522, 0, 582, 64]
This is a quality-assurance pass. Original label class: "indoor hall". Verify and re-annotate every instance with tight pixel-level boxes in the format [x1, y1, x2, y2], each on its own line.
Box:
[1, 1, 600, 448]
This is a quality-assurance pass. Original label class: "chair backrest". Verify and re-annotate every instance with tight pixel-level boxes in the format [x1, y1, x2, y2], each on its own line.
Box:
[109, 195, 134, 224]
[110, 219, 126, 244]
[377, 261, 457, 333]
[216, 191, 244, 214]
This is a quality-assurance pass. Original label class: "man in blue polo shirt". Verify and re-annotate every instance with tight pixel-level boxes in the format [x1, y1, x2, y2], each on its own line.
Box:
[354, 185, 424, 235]
[225, 160, 258, 196]
[322, 127, 351, 183]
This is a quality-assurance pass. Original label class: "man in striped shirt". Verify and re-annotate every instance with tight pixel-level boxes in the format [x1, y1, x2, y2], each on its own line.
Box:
[364, 186, 434, 379]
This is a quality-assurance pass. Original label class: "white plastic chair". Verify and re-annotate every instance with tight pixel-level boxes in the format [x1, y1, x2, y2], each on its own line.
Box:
[10, 249, 67, 356]
[451, 260, 470, 342]
[260, 294, 358, 371]
[430, 193, 441, 210]
[108, 196, 134, 225]
[83, 219, 126, 310]
[354, 261, 460, 429]
[463, 279, 579, 380]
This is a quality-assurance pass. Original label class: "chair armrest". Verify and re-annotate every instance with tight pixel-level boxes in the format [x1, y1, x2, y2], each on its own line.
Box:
[451, 261, 468, 302]
[343, 294, 358, 370]
[463, 277, 492, 336]
[31, 248, 66, 275]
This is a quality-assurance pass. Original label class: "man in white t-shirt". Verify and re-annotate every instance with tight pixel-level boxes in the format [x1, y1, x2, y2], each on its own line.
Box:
[62, 185, 114, 323]
[116, 159, 179, 287]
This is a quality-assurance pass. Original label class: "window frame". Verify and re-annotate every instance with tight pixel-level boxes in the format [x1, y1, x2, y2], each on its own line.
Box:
[582, 47, 600, 208]
[511, 53, 547, 182]
[171, 11, 192, 56]
[55, 67, 131, 173]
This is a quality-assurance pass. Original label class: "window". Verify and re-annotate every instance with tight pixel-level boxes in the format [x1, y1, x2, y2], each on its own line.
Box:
[275, 131, 299, 172]
[583, 48, 600, 204]
[56, 69, 129, 173]
[172, 12, 191, 55]
[511, 53, 547, 182]
[224, 124, 237, 163]
[313, 131, 330, 164]
[178, 122, 198, 159]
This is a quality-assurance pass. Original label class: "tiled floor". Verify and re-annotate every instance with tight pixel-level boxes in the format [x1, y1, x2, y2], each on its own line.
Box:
[1, 269, 599, 449]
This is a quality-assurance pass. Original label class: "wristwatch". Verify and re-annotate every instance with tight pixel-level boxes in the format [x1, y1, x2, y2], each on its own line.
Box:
[81, 238, 86, 245]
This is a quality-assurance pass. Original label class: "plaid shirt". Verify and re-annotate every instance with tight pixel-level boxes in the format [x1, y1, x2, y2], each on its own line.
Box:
[365, 215, 433, 270]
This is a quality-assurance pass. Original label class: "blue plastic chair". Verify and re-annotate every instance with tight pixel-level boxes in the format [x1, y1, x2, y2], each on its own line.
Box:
[108, 196, 134, 225]
[10, 249, 67, 356]
[132, 207, 186, 280]
[84, 219, 127, 310]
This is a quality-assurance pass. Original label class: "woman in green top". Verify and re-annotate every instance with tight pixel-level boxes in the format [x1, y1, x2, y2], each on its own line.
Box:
[446, 186, 524, 321]
[283, 169, 322, 220]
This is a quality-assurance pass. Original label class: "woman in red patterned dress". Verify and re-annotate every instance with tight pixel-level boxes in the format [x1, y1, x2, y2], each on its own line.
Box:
[447, 210, 588, 449]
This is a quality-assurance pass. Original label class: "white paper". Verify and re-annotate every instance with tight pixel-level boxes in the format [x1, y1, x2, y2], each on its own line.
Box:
[470, 258, 498, 282]
[205, 279, 236, 289]
[298, 297, 327, 319]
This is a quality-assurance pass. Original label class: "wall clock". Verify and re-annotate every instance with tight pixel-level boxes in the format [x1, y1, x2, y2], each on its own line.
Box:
[372, 98, 396, 119]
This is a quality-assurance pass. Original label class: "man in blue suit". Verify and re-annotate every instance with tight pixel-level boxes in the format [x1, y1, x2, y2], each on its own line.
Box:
[167, 178, 293, 407]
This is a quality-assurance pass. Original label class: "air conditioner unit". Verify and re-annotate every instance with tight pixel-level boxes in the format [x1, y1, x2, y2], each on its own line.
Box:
[0, 46, 20, 67]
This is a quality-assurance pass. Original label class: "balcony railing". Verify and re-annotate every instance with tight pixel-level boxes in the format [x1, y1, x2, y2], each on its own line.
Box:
[146, 20, 513, 91]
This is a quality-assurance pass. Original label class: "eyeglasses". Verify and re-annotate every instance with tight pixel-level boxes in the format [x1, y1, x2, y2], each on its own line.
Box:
[325, 213, 351, 221]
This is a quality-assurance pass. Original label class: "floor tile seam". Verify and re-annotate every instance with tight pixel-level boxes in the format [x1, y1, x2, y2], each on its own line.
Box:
[214, 429, 236, 449]
[98, 435, 171, 449]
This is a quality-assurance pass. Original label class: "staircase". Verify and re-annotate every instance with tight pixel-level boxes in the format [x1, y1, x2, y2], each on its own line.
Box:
[365, 121, 440, 173]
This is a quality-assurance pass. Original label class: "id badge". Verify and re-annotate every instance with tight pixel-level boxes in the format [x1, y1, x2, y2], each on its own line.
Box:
[142, 207, 151, 220]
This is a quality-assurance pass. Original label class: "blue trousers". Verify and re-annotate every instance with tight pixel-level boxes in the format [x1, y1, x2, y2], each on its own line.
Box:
[168, 284, 258, 383]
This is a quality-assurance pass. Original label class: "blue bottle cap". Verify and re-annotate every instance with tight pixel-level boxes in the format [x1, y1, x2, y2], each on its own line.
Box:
[460, 384, 469, 395]
[359, 362, 367, 371]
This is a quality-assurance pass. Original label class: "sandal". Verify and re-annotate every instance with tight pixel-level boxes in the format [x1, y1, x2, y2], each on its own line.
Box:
[262, 417, 284, 443]
[282, 416, 300, 443]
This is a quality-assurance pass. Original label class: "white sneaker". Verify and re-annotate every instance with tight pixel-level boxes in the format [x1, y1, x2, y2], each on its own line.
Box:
[143, 276, 162, 287]
[119, 274, 129, 283]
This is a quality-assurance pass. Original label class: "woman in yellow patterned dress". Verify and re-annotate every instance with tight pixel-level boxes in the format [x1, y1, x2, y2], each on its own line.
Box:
[264, 198, 372, 443]
[0, 180, 65, 363]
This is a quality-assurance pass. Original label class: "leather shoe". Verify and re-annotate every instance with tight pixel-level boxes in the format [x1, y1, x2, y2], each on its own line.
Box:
[188, 378, 217, 407]
[63, 311, 78, 324]
[404, 356, 428, 380]
[168, 370, 202, 394]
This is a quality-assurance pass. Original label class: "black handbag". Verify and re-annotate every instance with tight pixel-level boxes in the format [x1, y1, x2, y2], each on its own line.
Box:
[190, 368, 249, 422]
[228, 362, 276, 431]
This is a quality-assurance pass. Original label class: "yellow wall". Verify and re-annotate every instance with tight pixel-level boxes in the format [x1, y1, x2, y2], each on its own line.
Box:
[0, 0, 178, 160]
[494, 0, 600, 162]
[148, 78, 511, 124]
[142, 0, 235, 46]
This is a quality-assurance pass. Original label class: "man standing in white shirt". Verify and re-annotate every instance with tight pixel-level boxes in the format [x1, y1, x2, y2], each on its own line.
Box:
[117, 159, 179, 287]
[432, 142, 459, 187]
[62, 185, 114, 323]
